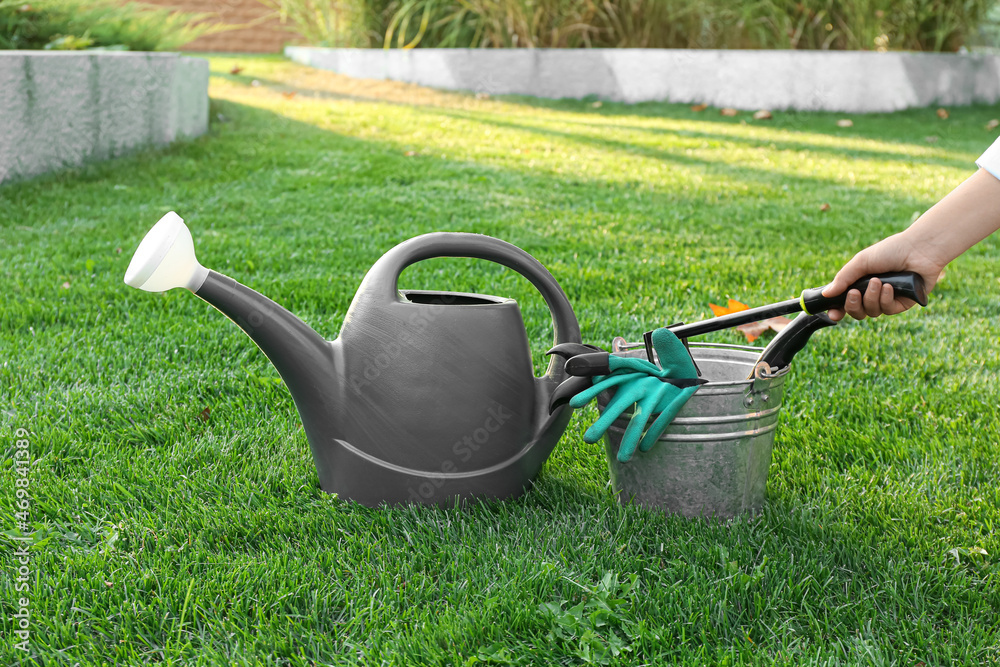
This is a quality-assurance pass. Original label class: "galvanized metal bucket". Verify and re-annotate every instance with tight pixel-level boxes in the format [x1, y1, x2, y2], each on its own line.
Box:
[599, 342, 789, 519]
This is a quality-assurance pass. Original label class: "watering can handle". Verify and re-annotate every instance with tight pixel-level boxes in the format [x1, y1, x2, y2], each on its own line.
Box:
[361, 232, 582, 381]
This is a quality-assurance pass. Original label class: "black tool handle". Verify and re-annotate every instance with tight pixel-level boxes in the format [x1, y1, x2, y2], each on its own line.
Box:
[800, 271, 927, 314]
[757, 313, 837, 371]
[566, 352, 612, 377]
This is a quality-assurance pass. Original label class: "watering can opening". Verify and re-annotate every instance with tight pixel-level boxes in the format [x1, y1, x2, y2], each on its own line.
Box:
[401, 290, 510, 307]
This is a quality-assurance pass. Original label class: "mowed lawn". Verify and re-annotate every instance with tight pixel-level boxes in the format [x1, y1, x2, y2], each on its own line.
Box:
[2, 54, 999, 665]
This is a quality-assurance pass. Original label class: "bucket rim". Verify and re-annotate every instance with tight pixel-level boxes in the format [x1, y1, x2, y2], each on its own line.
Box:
[620, 341, 792, 387]
[686, 341, 761, 353]
[689, 342, 791, 386]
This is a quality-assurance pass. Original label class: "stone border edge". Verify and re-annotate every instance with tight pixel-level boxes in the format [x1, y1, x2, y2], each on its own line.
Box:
[285, 46, 1000, 113]
[0, 51, 209, 185]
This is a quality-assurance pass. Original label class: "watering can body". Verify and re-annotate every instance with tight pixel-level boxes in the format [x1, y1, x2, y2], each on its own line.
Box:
[125, 215, 581, 506]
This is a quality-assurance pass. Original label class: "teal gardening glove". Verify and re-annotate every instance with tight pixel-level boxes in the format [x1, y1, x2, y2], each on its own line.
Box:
[568, 329, 702, 462]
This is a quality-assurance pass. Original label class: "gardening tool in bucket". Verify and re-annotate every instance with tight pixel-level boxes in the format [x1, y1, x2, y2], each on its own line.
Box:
[552, 273, 927, 519]
[124, 212, 581, 507]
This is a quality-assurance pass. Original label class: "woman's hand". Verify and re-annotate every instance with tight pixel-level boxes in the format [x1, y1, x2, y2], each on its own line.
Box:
[822, 232, 944, 321]
[823, 168, 1000, 321]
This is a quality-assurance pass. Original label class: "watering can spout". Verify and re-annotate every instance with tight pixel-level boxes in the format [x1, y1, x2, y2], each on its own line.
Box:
[124, 211, 209, 293]
[124, 212, 337, 414]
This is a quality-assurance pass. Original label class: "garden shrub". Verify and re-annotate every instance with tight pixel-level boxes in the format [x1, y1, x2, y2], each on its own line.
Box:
[265, 0, 999, 51]
[0, 0, 225, 51]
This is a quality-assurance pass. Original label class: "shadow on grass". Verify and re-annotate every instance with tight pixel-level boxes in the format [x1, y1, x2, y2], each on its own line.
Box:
[414, 105, 961, 197]
[217, 69, 980, 172]
[547, 117, 975, 171]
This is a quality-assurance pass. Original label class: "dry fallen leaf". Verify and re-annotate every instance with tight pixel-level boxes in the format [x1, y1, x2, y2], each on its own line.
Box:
[836, 119, 853, 128]
[735, 320, 770, 343]
[709, 300, 791, 342]
[720, 108, 739, 117]
[690, 104, 708, 112]
[198, 406, 211, 422]
[753, 109, 773, 120]
[937, 107, 949, 120]
[737, 315, 792, 342]
[766, 316, 791, 332]
[709, 299, 750, 317]
[230, 65, 244, 75]
[987, 119, 999, 130]
[819, 202, 831, 212]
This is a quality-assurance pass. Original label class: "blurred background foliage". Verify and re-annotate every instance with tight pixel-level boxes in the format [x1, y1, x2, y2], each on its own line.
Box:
[264, 0, 1000, 51]
[2, 0, 998, 52]
[0, 0, 227, 51]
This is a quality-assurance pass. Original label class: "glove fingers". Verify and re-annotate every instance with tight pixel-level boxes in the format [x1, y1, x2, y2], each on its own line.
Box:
[639, 385, 699, 452]
[568, 372, 644, 409]
[650, 327, 698, 377]
[617, 383, 669, 462]
[582, 383, 644, 444]
[637, 408, 673, 453]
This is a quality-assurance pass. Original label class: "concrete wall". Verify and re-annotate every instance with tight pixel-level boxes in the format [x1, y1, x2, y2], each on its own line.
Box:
[286, 47, 1000, 113]
[0, 52, 209, 185]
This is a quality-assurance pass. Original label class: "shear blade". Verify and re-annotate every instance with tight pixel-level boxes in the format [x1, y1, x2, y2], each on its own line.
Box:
[549, 375, 593, 414]
[546, 342, 604, 359]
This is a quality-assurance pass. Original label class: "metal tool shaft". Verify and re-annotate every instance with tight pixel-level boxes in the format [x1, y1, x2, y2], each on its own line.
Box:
[668, 298, 802, 339]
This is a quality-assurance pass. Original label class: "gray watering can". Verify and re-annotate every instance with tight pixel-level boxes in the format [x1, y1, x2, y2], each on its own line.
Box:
[124, 212, 581, 506]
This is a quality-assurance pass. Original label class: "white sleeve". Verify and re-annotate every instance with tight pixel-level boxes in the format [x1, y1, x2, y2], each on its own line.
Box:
[975, 137, 1000, 182]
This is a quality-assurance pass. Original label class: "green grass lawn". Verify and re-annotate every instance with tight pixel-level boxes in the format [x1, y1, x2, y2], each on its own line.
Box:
[2, 54, 999, 665]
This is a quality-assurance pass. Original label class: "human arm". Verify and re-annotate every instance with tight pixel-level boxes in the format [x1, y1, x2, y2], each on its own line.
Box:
[824, 166, 1000, 321]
